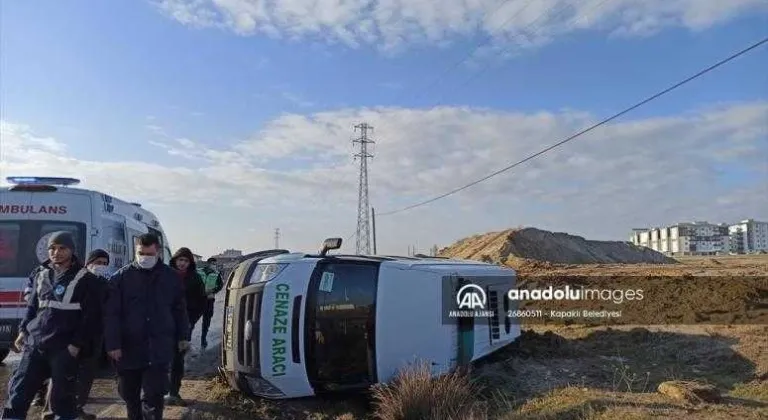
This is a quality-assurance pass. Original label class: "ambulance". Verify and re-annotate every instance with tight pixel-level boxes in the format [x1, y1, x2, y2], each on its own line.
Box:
[0, 176, 172, 362]
[219, 238, 520, 399]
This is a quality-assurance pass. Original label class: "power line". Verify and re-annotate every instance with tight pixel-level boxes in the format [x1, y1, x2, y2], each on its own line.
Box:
[407, 0, 537, 103]
[377, 35, 768, 217]
[424, 0, 614, 106]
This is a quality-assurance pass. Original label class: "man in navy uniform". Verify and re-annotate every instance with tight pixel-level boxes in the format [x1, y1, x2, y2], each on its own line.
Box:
[40, 249, 112, 420]
[1, 231, 101, 420]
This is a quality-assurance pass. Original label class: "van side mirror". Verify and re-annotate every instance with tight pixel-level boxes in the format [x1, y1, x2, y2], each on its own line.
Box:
[319, 237, 342, 256]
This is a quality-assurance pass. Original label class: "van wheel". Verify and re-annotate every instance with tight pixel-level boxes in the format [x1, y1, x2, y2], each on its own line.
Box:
[0, 348, 9, 363]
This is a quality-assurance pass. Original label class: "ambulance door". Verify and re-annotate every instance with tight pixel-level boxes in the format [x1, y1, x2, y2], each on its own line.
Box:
[101, 217, 129, 272]
[305, 260, 379, 393]
[147, 227, 171, 263]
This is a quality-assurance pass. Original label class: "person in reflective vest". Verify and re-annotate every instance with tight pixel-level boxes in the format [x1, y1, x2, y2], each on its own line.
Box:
[197, 257, 223, 349]
[23, 264, 52, 410]
[1, 231, 101, 420]
[39, 248, 111, 420]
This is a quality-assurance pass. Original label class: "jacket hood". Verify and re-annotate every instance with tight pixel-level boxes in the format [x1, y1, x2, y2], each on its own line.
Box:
[170, 247, 197, 271]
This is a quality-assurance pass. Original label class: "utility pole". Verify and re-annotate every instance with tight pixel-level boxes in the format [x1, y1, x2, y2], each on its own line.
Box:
[274, 228, 280, 249]
[353, 123, 374, 255]
[371, 207, 377, 255]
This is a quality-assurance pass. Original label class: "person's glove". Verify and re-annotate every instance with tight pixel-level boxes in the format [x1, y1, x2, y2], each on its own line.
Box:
[178, 340, 190, 353]
[11, 333, 26, 353]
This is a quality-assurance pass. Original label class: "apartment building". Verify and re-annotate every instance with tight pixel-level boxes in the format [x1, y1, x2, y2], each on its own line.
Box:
[630, 221, 730, 256]
[210, 248, 243, 272]
[728, 219, 768, 253]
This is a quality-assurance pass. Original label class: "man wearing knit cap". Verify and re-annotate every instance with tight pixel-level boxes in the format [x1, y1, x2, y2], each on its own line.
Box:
[40, 248, 110, 420]
[1, 231, 101, 420]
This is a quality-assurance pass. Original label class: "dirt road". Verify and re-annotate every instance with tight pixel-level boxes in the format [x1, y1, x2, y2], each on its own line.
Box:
[0, 294, 225, 419]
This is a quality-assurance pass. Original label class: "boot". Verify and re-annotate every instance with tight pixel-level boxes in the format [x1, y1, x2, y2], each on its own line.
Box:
[77, 407, 97, 420]
[164, 393, 187, 407]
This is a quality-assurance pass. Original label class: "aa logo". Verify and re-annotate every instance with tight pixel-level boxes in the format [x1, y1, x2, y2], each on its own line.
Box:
[456, 283, 486, 310]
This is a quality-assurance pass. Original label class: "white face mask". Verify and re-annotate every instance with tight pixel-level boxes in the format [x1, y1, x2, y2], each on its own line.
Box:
[136, 255, 158, 269]
[89, 265, 110, 277]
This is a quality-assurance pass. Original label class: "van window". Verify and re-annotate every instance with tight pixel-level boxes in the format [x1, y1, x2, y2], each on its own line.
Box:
[0, 221, 87, 278]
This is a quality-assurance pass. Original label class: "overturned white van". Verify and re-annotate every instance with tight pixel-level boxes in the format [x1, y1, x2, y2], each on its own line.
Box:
[219, 238, 521, 399]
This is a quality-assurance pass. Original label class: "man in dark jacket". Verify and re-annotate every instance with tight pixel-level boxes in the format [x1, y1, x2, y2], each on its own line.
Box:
[197, 257, 223, 349]
[40, 249, 110, 420]
[1, 231, 101, 420]
[165, 247, 207, 406]
[39, 248, 112, 420]
[104, 233, 189, 420]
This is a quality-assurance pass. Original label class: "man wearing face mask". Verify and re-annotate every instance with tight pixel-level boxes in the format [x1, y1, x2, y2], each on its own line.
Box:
[104, 233, 189, 420]
[2, 231, 101, 420]
[166, 247, 207, 407]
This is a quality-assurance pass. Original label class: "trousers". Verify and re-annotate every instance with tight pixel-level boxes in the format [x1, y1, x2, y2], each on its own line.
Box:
[1, 346, 79, 420]
[201, 299, 215, 343]
[41, 335, 104, 416]
[117, 365, 170, 420]
[169, 312, 201, 396]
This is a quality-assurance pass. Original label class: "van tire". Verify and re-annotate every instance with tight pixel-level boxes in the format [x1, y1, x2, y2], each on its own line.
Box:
[0, 348, 9, 364]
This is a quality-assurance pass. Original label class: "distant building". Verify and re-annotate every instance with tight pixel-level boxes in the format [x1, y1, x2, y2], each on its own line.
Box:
[210, 249, 243, 270]
[192, 253, 203, 263]
[728, 219, 768, 254]
[630, 221, 730, 256]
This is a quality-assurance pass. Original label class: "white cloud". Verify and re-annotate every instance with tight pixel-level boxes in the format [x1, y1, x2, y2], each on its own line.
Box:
[151, 0, 768, 51]
[2, 100, 767, 256]
[281, 91, 315, 108]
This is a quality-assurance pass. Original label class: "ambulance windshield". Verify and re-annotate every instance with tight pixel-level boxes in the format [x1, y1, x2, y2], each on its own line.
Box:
[0, 221, 87, 277]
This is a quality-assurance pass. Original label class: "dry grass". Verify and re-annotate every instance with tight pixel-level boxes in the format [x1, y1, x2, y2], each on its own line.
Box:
[370, 362, 489, 420]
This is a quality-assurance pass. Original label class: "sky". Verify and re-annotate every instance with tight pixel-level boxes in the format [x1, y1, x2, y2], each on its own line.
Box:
[1, 0, 767, 258]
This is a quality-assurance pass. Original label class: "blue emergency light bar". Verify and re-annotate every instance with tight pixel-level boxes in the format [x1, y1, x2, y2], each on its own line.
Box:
[6, 176, 81, 186]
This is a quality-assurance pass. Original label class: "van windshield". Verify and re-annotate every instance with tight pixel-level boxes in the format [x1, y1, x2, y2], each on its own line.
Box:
[306, 261, 378, 390]
[0, 221, 87, 278]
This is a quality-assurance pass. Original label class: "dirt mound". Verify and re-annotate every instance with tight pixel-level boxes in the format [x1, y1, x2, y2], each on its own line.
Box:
[440, 227, 676, 264]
